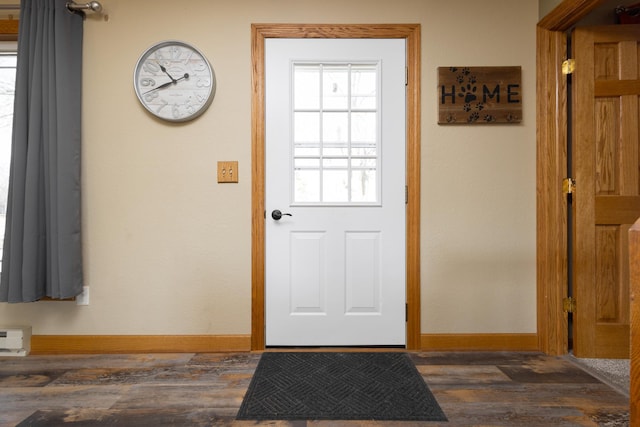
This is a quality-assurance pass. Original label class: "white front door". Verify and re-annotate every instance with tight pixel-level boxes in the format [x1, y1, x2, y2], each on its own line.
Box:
[265, 38, 406, 346]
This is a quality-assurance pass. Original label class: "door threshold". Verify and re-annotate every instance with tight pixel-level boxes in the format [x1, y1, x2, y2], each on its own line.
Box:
[264, 345, 407, 352]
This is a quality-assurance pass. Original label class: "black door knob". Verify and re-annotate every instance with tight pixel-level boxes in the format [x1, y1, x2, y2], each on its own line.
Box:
[271, 209, 292, 220]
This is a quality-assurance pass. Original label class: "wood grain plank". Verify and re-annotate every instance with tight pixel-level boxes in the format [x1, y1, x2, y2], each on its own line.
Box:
[596, 196, 640, 224]
[595, 226, 619, 322]
[538, 0, 608, 31]
[250, 24, 419, 39]
[589, 24, 640, 42]
[594, 98, 618, 195]
[573, 26, 598, 358]
[405, 24, 422, 351]
[619, 42, 639, 197]
[593, 43, 618, 80]
[0, 351, 629, 426]
[0, 19, 18, 38]
[30, 335, 251, 355]
[630, 218, 640, 423]
[595, 324, 630, 358]
[595, 80, 640, 97]
[535, 26, 568, 356]
[437, 66, 522, 124]
[620, 224, 632, 325]
[250, 24, 266, 352]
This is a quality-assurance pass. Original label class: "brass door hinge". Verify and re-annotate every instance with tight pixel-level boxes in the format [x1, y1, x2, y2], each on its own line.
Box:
[563, 178, 575, 195]
[562, 59, 575, 75]
[563, 297, 576, 313]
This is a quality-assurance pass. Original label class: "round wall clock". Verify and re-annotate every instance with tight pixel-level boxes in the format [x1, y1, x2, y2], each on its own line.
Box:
[133, 40, 216, 122]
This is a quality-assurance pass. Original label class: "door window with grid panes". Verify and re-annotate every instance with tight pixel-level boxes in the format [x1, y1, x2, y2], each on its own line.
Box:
[292, 62, 380, 205]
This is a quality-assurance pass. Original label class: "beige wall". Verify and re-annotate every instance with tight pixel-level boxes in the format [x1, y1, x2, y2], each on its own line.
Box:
[0, 0, 538, 337]
[539, 0, 562, 18]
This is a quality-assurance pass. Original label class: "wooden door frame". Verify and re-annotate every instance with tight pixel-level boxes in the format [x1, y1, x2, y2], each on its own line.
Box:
[536, 0, 609, 355]
[251, 24, 421, 350]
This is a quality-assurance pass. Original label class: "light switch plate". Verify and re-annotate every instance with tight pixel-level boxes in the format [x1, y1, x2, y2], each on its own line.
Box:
[217, 161, 238, 183]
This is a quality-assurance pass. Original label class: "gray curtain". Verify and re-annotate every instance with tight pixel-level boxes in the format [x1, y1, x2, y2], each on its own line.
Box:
[0, 0, 83, 302]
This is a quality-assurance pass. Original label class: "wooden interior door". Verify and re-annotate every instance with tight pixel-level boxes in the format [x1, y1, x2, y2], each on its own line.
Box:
[572, 24, 640, 358]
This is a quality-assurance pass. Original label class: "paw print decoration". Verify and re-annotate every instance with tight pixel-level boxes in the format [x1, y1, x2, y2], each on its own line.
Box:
[437, 66, 522, 124]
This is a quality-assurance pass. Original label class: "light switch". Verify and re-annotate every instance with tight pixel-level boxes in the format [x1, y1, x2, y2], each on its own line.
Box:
[217, 161, 239, 183]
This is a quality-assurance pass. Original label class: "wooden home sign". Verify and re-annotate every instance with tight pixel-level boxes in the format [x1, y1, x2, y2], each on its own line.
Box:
[438, 66, 521, 124]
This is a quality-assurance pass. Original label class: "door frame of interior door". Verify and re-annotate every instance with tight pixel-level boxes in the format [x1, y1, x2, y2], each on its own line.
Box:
[536, 0, 610, 356]
[251, 24, 421, 350]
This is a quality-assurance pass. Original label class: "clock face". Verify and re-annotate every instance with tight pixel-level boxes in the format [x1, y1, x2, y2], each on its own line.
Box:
[134, 41, 216, 122]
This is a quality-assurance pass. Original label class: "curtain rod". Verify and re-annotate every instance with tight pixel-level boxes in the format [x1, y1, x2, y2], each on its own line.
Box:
[0, 1, 103, 13]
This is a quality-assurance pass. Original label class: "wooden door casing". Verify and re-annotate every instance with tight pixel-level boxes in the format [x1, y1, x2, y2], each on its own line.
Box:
[251, 24, 421, 350]
[572, 24, 640, 358]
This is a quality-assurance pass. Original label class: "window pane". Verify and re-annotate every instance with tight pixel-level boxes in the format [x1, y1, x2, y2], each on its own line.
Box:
[295, 158, 320, 168]
[323, 170, 349, 203]
[295, 169, 320, 202]
[351, 170, 377, 202]
[322, 112, 348, 143]
[323, 145, 348, 157]
[0, 53, 16, 272]
[323, 158, 348, 168]
[351, 65, 377, 109]
[351, 112, 376, 143]
[294, 112, 320, 143]
[294, 145, 320, 156]
[294, 65, 320, 110]
[351, 144, 377, 156]
[0, 56, 16, 68]
[352, 158, 376, 168]
[322, 66, 348, 110]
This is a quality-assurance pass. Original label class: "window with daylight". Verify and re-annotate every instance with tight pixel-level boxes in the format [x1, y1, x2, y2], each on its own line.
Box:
[292, 62, 380, 205]
[0, 45, 17, 272]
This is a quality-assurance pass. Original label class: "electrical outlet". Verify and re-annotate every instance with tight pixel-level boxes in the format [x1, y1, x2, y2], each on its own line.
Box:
[217, 161, 239, 183]
[76, 286, 90, 306]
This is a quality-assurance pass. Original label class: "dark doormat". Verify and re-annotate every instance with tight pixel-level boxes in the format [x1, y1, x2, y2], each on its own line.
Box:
[236, 352, 448, 421]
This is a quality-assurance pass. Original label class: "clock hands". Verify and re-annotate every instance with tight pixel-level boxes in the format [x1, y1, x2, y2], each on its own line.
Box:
[144, 80, 173, 94]
[143, 73, 190, 95]
[159, 64, 176, 83]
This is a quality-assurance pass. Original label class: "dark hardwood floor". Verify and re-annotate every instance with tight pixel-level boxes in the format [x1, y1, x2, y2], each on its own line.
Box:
[0, 351, 629, 426]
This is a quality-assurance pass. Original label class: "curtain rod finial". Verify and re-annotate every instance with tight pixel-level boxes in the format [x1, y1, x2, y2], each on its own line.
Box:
[66, 1, 103, 14]
[88, 1, 102, 13]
